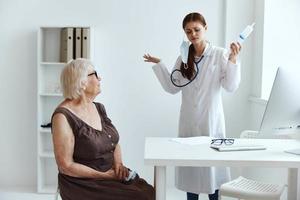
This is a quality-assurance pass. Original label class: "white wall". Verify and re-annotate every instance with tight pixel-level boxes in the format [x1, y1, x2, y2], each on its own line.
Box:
[247, 2, 300, 198]
[261, 0, 300, 99]
[223, 0, 254, 138]
[0, 0, 254, 190]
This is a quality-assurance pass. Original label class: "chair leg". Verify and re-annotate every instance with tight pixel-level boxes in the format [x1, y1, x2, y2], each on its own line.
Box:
[55, 187, 60, 200]
[218, 191, 221, 200]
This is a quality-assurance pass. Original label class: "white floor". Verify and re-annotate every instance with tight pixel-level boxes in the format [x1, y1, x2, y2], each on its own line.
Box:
[0, 187, 234, 200]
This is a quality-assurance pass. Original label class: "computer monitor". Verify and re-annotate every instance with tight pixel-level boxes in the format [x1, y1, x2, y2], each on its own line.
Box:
[259, 67, 300, 139]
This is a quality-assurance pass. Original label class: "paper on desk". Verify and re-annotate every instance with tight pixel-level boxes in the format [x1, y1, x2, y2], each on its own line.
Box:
[170, 136, 212, 145]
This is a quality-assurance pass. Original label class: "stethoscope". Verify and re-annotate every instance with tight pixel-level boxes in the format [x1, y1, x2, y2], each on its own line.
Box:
[170, 55, 205, 87]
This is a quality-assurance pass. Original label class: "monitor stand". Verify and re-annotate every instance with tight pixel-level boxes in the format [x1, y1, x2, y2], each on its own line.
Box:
[285, 149, 300, 155]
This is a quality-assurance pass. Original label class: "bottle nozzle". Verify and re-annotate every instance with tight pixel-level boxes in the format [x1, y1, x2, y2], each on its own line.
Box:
[250, 22, 256, 27]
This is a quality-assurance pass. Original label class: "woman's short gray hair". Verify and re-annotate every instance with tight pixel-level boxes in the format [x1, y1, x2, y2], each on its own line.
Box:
[60, 58, 94, 99]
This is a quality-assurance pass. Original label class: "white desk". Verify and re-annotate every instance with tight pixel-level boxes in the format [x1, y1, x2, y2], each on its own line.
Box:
[144, 137, 300, 200]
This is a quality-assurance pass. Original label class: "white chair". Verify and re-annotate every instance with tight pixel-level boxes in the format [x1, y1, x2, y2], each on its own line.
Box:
[219, 176, 285, 200]
[218, 130, 285, 200]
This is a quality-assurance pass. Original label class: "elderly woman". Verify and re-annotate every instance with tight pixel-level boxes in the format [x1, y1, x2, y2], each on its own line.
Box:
[51, 58, 154, 200]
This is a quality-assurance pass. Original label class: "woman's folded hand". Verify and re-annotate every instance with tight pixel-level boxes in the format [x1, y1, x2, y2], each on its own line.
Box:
[114, 163, 129, 180]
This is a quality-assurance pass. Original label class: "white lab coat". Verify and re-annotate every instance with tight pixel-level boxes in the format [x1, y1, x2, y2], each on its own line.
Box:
[152, 44, 241, 194]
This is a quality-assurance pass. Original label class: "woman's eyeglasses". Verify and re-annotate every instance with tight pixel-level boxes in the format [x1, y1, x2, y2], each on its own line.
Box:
[88, 71, 99, 79]
[211, 139, 234, 145]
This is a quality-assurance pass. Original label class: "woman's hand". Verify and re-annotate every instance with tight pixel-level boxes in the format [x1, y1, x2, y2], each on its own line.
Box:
[228, 42, 242, 64]
[103, 169, 118, 180]
[143, 54, 161, 64]
[113, 162, 129, 180]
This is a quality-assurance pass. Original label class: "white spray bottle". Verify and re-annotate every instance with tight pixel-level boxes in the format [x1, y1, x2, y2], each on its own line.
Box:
[237, 22, 255, 44]
[227, 22, 255, 57]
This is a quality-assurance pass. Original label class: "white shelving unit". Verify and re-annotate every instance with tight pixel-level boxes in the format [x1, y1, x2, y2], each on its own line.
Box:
[37, 26, 93, 193]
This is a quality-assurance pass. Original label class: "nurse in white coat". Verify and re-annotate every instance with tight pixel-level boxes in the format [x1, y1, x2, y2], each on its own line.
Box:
[143, 12, 241, 200]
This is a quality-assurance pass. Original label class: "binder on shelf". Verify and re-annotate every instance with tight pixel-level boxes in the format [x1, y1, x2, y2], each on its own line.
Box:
[75, 28, 82, 59]
[82, 28, 90, 59]
[60, 28, 73, 62]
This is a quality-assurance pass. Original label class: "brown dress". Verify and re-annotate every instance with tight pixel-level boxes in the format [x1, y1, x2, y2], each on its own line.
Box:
[51, 102, 155, 200]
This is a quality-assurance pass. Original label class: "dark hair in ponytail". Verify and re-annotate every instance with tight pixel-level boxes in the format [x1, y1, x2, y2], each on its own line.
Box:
[180, 45, 195, 80]
[180, 12, 207, 80]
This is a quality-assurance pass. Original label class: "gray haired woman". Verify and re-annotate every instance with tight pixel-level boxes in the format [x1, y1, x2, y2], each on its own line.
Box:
[51, 58, 154, 200]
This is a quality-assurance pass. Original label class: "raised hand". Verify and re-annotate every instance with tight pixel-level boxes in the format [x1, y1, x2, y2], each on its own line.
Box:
[143, 53, 161, 64]
[228, 42, 242, 64]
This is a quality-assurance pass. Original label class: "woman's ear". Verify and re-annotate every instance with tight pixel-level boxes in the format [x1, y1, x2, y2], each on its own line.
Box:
[204, 25, 208, 31]
[81, 80, 87, 90]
